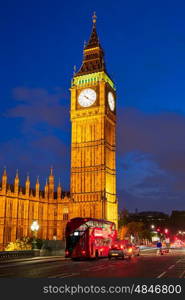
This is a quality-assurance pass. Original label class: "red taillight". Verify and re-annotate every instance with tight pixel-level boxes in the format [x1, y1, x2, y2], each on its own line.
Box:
[120, 245, 123, 249]
[65, 250, 69, 255]
[82, 250, 86, 255]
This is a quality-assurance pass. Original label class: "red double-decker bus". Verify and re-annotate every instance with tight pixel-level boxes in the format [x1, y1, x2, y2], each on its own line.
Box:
[65, 217, 117, 259]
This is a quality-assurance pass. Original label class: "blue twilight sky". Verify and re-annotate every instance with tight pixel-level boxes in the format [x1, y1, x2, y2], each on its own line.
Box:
[0, 0, 185, 214]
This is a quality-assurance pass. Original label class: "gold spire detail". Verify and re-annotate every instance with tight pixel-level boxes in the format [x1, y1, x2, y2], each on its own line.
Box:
[92, 11, 97, 25]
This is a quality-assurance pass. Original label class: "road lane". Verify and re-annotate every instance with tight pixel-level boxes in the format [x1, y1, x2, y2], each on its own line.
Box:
[0, 249, 185, 278]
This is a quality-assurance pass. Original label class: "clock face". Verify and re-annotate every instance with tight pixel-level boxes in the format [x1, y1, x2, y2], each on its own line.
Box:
[108, 92, 115, 111]
[78, 88, 97, 107]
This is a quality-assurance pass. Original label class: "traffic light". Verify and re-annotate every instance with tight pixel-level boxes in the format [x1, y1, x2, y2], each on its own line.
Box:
[157, 228, 160, 232]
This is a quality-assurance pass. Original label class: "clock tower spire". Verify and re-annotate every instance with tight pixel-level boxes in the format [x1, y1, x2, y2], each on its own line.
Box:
[75, 13, 106, 77]
[70, 14, 118, 227]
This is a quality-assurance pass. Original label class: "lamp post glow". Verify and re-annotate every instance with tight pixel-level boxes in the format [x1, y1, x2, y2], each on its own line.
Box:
[31, 221, 39, 249]
[164, 228, 168, 234]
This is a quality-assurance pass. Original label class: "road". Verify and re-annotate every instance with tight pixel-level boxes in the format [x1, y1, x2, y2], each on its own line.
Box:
[0, 249, 185, 278]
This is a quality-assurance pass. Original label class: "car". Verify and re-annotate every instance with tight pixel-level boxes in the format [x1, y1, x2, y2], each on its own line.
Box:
[125, 243, 140, 258]
[108, 243, 124, 260]
[108, 240, 140, 260]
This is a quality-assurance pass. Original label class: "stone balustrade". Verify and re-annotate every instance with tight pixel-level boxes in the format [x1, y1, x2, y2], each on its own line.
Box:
[0, 250, 40, 260]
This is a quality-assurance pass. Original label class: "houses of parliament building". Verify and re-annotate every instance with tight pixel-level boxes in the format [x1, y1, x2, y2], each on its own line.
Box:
[0, 14, 118, 250]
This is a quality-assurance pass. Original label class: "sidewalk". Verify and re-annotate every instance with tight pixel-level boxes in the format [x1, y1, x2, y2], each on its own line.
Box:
[139, 245, 157, 250]
[0, 255, 66, 265]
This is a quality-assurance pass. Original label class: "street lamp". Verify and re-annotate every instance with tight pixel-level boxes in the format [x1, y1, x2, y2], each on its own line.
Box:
[151, 225, 155, 230]
[31, 220, 39, 250]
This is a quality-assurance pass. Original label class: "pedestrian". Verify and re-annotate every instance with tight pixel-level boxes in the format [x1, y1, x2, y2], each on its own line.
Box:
[156, 241, 163, 255]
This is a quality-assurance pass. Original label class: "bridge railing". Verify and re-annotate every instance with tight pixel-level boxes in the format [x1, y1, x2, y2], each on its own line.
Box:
[0, 250, 40, 260]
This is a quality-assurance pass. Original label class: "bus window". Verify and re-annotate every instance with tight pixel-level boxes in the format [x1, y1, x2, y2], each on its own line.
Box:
[93, 221, 98, 227]
[86, 220, 93, 227]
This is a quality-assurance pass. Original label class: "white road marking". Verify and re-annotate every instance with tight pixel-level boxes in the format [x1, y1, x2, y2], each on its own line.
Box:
[48, 273, 69, 278]
[168, 265, 175, 270]
[88, 267, 105, 271]
[179, 270, 185, 278]
[83, 265, 108, 272]
[176, 259, 182, 263]
[59, 273, 80, 278]
[157, 271, 166, 278]
[48, 272, 79, 278]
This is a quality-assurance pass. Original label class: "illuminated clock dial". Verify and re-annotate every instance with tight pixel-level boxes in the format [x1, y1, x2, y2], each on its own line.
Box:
[78, 88, 97, 107]
[108, 92, 115, 111]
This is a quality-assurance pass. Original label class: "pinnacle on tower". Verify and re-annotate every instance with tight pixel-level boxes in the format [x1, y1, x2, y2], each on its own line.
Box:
[14, 169, 19, 183]
[25, 173, 30, 196]
[14, 169, 19, 194]
[2, 166, 7, 192]
[50, 166, 53, 176]
[74, 13, 106, 76]
[16, 169, 19, 178]
[92, 11, 97, 25]
[44, 178, 49, 199]
[36, 176, 40, 198]
[48, 167, 54, 200]
[14, 169, 19, 182]
[3, 166, 7, 176]
[2, 166, 7, 180]
[36, 176, 40, 188]
[84, 12, 100, 50]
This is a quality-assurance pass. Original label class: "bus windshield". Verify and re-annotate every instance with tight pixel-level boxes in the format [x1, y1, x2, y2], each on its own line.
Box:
[66, 223, 88, 253]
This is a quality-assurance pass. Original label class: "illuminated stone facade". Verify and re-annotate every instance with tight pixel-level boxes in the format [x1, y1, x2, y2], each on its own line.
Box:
[70, 16, 118, 227]
[0, 16, 118, 250]
[0, 168, 71, 250]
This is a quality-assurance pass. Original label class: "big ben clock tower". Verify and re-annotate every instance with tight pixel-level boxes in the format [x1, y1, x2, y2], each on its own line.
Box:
[70, 13, 118, 227]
